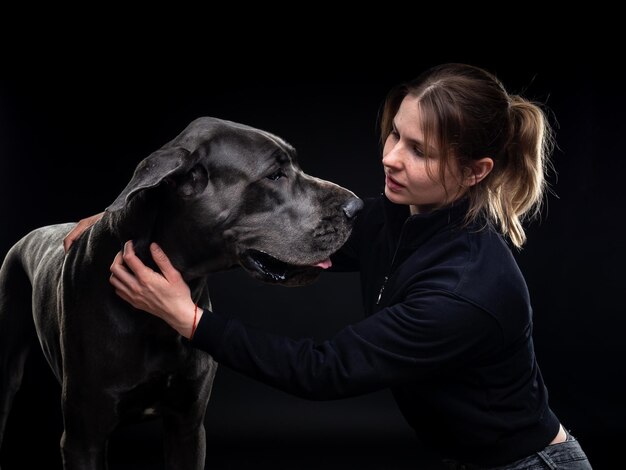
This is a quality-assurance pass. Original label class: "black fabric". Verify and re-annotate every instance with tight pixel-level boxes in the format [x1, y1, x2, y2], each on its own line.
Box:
[191, 195, 560, 466]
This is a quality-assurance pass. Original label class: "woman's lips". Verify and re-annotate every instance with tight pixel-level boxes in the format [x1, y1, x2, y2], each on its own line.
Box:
[385, 175, 405, 192]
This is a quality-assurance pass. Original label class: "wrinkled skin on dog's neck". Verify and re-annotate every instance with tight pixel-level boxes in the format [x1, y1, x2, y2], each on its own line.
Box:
[105, 186, 234, 281]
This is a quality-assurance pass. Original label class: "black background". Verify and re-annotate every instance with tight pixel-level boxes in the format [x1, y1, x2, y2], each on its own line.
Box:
[1, 48, 624, 469]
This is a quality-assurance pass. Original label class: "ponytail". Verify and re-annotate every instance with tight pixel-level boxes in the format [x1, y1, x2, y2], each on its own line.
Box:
[479, 96, 554, 248]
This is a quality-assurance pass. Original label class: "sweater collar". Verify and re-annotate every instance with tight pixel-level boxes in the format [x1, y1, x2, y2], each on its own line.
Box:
[381, 193, 470, 250]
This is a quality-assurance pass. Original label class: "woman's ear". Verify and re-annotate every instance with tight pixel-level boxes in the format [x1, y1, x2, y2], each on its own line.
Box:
[463, 157, 494, 187]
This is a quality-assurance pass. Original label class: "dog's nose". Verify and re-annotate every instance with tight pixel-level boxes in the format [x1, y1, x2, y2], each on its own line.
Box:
[342, 197, 364, 220]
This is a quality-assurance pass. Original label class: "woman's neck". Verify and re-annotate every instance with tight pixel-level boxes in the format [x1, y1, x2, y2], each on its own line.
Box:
[409, 197, 466, 216]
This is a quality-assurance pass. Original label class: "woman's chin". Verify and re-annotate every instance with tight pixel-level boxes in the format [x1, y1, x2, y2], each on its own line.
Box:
[384, 187, 409, 205]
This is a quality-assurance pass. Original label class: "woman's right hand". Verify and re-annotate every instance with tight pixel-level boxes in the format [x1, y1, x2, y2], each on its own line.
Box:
[63, 212, 105, 253]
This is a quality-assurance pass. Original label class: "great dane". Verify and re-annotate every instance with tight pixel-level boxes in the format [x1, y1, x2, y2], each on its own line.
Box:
[0, 116, 363, 469]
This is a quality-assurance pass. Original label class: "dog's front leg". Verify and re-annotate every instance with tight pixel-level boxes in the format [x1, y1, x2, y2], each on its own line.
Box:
[163, 413, 207, 470]
[162, 361, 217, 470]
[60, 391, 117, 470]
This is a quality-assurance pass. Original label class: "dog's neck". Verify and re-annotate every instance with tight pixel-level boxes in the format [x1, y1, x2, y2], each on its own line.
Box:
[104, 189, 234, 280]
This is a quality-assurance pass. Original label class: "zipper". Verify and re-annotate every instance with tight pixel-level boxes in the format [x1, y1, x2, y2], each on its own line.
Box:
[376, 276, 389, 304]
[376, 219, 410, 305]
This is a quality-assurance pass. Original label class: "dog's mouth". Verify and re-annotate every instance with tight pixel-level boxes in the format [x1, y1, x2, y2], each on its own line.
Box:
[240, 249, 332, 286]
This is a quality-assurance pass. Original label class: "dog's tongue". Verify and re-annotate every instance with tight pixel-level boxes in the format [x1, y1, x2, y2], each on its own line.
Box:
[313, 258, 333, 269]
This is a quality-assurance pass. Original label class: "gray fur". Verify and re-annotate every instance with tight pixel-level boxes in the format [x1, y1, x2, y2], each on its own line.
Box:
[0, 117, 362, 469]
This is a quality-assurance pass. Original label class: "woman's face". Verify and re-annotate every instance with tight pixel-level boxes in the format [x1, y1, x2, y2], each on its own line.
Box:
[382, 95, 465, 214]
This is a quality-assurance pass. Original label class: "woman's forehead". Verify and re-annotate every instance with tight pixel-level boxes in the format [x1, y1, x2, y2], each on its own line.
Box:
[394, 96, 425, 140]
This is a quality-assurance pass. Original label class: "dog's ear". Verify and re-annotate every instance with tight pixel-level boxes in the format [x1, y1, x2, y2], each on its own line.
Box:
[107, 146, 191, 212]
[172, 164, 209, 198]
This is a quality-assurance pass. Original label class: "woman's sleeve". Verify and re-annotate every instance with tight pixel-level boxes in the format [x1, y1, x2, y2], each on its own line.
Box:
[190, 289, 501, 400]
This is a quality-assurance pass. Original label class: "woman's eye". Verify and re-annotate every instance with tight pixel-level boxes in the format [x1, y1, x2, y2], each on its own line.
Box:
[266, 170, 285, 181]
[413, 146, 424, 157]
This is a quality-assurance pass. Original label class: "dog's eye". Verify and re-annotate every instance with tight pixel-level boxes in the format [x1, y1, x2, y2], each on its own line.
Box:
[266, 170, 285, 181]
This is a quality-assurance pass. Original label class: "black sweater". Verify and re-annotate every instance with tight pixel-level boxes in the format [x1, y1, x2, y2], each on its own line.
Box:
[191, 195, 560, 466]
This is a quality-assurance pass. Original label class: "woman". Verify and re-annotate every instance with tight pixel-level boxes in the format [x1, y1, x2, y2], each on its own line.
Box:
[66, 64, 592, 469]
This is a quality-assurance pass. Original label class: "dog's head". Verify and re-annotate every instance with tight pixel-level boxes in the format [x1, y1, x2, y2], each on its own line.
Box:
[107, 117, 362, 286]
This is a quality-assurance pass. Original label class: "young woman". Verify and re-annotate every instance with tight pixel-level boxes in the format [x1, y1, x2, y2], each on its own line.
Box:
[67, 64, 592, 469]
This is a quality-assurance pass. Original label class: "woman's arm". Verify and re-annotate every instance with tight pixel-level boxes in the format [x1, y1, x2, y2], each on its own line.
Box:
[109, 241, 499, 400]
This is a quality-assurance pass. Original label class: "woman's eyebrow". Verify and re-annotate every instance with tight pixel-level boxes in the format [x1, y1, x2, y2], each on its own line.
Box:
[393, 119, 426, 148]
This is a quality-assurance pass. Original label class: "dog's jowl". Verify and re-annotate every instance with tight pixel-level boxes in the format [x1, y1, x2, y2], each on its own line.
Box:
[0, 117, 362, 469]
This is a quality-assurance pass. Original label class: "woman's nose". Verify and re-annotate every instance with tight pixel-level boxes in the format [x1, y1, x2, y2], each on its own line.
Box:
[382, 145, 403, 170]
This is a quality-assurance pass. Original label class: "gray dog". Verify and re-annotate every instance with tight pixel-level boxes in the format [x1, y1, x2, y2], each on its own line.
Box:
[0, 117, 363, 469]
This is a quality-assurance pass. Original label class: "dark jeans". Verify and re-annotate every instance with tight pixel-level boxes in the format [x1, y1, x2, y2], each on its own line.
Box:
[442, 430, 592, 469]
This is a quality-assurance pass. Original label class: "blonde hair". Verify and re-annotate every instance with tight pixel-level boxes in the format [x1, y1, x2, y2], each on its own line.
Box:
[380, 63, 554, 248]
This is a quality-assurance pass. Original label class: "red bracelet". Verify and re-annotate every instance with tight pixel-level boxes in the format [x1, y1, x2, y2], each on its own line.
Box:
[190, 303, 198, 340]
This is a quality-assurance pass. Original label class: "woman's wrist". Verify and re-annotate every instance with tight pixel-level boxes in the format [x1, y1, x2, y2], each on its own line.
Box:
[189, 304, 204, 340]
[170, 300, 204, 339]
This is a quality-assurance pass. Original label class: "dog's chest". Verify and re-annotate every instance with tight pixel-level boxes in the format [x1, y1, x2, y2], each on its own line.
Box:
[117, 372, 178, 422]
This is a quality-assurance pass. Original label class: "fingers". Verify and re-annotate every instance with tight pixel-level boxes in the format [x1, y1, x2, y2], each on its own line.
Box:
[63, 223, 86, 253]
[109, 264, 134, 303]
[63, 232, 77, 253]
[110, 241, 179, 290]
[109, 249, 156, 311]
[63, 212, 105, 253]
[120, 241, 181, 283]
[150, 243, 181, 282]
[121, 241, 153, 278]
[110, 251, 142, 293]
[109, 241, 178, 295]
